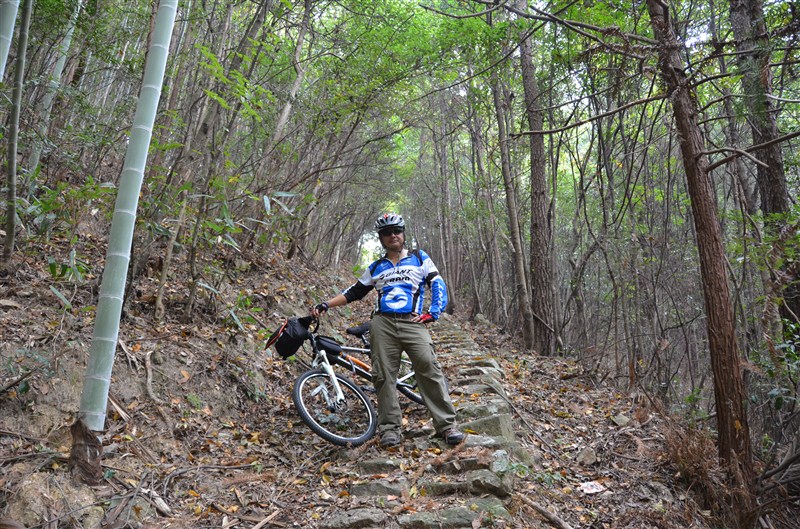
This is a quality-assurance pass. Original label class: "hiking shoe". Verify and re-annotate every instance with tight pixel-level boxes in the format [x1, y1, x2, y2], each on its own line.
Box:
[441, 427, 465, 445]
[380, 430, 402, 447]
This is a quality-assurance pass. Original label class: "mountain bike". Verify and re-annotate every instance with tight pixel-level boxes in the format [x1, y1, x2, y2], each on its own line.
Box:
[279, 318, 422, 446]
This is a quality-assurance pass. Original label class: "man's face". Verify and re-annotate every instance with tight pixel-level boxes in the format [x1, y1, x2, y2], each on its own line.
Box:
[379, 227, 405, 249]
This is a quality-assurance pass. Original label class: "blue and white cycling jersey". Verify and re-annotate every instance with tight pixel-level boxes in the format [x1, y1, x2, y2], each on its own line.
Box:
[342, 249, 448, 319]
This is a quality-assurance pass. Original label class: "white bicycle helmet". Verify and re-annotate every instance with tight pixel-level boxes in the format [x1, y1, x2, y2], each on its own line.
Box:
[374, 213, 405, 232]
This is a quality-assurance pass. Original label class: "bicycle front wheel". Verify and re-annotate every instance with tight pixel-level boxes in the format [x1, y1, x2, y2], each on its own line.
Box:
[292, 369, 377, 447]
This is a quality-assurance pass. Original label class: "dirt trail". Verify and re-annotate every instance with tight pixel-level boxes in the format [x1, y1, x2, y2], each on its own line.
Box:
[1, 256, 712, 528]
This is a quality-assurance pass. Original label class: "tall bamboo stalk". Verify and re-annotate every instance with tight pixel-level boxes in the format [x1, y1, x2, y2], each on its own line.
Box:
[0, 0, 19, 80]
[79, 0, 179, 432]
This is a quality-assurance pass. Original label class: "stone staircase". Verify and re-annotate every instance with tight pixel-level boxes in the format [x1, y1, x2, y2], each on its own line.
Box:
[319, 315, 536, 529]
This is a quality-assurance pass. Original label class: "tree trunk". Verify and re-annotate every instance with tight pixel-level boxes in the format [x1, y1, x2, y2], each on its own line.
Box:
[154, 195, 187, 321]
[269, 0, 312, 149]
[517, 0, 556, 355]
[646, 0, 755, 520]
[491, 73, 535, 350]
[728, 0, 799, 326]
[434, 97, 457, 311]
[26, 0, 84, 177]
[467, 103, 507, 322]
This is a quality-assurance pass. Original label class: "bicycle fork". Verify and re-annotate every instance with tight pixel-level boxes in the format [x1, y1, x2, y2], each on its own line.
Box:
[313, 353, 347, 410]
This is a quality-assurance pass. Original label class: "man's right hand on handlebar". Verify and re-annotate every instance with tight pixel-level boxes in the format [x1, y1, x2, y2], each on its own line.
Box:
[311, 302, 329, 318]
[310, 294, 347, 318]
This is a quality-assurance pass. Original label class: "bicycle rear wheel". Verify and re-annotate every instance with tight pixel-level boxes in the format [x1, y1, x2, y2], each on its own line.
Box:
[292, 369, 377, 447]
[397, 353, 424, 405]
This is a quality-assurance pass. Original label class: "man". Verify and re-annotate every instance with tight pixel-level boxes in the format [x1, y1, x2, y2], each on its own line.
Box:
[310, 213, 465, 447]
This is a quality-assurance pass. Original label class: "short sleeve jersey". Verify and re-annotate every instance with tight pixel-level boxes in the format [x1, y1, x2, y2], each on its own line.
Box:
[342, 249, 448, 319]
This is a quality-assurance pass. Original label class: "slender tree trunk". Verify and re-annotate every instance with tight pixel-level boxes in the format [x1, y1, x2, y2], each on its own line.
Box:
[566, 239, 600, 351]
[269, 0, 312, 149]
[491, 73, 534, 349]
[728, 0, 789, 217]
[2, 0, 30, 262]
[434, 98, 456, 311]
[448, 120, 463, 301]
[517, 0, 556, 355]
[468, 107, 506, 321]
[184, 157, 213, 321]
[27, 0, 84, 177]
[646, 0, 755, 521]
[154, 194, 187, 321]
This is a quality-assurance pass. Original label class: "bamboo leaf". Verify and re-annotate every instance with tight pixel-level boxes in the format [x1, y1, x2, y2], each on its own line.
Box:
[50, 285, 72, 309]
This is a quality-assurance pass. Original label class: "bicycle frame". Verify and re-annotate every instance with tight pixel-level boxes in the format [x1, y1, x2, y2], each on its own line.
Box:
[332, 344, 418, 394]
[303, 319, 422, 404]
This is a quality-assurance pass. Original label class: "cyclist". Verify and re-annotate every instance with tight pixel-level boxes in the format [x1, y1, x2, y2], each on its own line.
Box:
[310, 213, 465, 447]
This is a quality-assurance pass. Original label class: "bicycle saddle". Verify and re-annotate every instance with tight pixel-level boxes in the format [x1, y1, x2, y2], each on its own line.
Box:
[346, 321, 371, 338]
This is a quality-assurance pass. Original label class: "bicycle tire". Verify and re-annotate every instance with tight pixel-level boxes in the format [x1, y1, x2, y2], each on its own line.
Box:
[397, 353, 424, 405]
[292, 369, 377, 447]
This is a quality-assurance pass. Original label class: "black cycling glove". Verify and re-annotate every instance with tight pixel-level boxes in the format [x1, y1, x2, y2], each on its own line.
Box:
[315, 302, 329, 314]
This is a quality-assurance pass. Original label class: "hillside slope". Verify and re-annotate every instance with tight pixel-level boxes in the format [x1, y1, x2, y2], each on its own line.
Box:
[1, 248, 716, 528]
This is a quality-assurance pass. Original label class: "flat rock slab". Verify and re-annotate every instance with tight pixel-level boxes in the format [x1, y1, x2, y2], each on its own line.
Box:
[457, 366, 505, 380]
[398, 497, 509, 528]
[451, 383, 500, 397]
[461, 357, 502, 370]
[457, 374, 507, 397]
[456, 397, 511, 419]
[319, 508, 389, 529]
[350, 478, 409, 497]
[357, 457, 404, 474]
[437, 457, 492, 474]
[466, 468, 513, 497]
[462, 413, 516, 440]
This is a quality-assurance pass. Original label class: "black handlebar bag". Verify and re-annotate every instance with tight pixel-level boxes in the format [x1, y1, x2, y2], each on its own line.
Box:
[266, 316, 313, 359]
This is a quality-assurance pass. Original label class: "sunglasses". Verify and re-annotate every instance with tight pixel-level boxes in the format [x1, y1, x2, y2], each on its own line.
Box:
[379, 227, 404, 236]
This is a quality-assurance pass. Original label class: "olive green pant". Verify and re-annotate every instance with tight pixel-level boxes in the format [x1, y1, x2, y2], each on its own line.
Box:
[370, 315, 457, 435]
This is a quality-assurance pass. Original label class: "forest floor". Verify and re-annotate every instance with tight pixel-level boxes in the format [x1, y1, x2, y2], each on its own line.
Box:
[0, 240, 765, 528]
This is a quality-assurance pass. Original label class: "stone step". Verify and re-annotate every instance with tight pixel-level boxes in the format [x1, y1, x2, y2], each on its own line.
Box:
[320, 315, 535, 529]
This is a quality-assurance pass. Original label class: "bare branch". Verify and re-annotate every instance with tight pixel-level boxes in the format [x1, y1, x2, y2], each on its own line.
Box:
[767, 94, 800, 103]
[419, 0, 508, 19]
[0, 369, 35, 395]
[707, 130, 800, 172]
[512, 94, 667, 137]
[702, 148, 769, 168]
[472, 0, 657, 46]
[516, 494, 576, 529]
